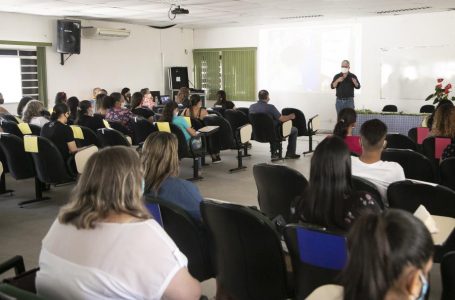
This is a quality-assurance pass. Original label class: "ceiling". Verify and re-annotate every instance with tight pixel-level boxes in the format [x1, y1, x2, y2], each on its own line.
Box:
[0, 0, 454, 28]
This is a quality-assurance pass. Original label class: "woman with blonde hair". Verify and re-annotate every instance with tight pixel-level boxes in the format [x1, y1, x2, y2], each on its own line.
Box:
[176, 87, 190, 108]
[36, 146, 201, 300]
[142, 132, 204, 221]
[21, 100, 49, 127]
[431, 104, 455, 138]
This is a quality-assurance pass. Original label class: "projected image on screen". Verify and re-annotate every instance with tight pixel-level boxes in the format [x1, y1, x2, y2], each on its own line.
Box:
[0, 56, 22, 103]
[258, 24, 361, 93]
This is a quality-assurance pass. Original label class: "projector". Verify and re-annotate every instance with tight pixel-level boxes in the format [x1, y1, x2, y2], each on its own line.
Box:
[171, 6, 189, 15]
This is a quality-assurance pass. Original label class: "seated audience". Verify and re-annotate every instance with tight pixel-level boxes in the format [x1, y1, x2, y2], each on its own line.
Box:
[0, 92, 10, 114]
[351, 119, 405, 202]
[105, 92, 134, 133]
[430, 103, 455, 138]
[176, 87, 190, 108]
[297, 136, 380, 231]
[55, 92, 67, 105]
[333, 108, 362, 155]
[41, 103, 79, 163]
[307, 209, 433, 300]
[36, 146, 201, 299]
[121, 87, 131, 108]
[249, 89, 300, 160]
[426, 99, 453, 130]
[17, 96, 33, 117]
[130, 92, 154, 123]
[22, 100, 49, 127]
[75, 100, 105, 132]
[140, 88, 155, 109]
[182, 94, 208, 120]
[142, 132, 203, 221]
[214, 90, 235, 109]
[161, 101, 200, 147]
[66, 96, 79, 124]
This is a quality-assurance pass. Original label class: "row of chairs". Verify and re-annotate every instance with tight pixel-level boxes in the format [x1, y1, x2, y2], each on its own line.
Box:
[381, 104, 435, 113]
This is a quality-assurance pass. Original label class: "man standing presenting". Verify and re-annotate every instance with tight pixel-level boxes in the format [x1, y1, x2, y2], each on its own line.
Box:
[331, 60, 361, 114]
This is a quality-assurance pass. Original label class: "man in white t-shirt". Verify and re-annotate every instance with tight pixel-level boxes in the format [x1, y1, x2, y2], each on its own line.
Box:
[351, 119, 405, 204]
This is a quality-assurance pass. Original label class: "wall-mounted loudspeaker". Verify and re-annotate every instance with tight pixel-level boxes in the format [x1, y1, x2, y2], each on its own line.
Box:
[57, 19, 81, 54]
[169, 67, 189, 90]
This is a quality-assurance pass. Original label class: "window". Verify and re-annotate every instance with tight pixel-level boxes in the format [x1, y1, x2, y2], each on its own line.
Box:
[193, 48, 256, 101]
[0, 46, 48, 106]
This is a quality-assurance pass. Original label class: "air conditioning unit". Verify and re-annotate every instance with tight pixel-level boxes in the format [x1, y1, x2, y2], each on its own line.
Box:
[82, 27, 130, 40]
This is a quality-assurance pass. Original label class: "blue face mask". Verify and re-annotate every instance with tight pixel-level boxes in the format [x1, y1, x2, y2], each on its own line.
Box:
[417, 271, 429, 300]
[141, 179, 145, 195]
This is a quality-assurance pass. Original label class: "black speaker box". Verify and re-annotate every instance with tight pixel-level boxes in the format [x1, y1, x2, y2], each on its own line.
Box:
[169, 67, 189, 90]
[57, 19, 81, 54]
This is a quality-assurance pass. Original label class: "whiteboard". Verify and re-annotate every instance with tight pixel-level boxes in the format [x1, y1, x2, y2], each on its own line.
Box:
[380, 45, 455, 101]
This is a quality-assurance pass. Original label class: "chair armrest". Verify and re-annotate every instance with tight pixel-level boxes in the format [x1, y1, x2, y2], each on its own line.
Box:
[307, 115, 319, 134]
[0, 256, 25, 276]
[281, 120, 292, 138]
[237, 124, 252, 144]
[74, 145, 99, 174]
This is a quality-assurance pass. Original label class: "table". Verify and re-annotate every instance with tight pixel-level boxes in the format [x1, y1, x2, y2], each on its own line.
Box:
[352, 113, 428, 136]
[432, 215, 455, 246]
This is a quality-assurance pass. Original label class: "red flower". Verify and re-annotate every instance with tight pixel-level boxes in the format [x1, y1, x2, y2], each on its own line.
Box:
[436, 83, 443, 89]
[438, 78, 444, 83]
[445, 83, 452, 90]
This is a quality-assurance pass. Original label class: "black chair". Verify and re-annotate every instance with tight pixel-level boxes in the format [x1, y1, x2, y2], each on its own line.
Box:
[0, 255, 41, 298]
[108, 121, 130, 136]
[236, 107, 249, 117]
[441, 251, 455, 300]
[422, 136, 452, 170]
[352, 175, 385, 209]
[96, 128, 131, 147]
[408, 127, 418, 144]
[71, 125, 102, 148]
[203, 115, 252, 172]
[206, 109, 222, 117]
[282, 108, 318, 155]
[26, 136, 76, 185]
[0, 120, 24, 137]
[385, 133, 417, 151]
[0, 133, 49, 207]
[249, 113, 288, 161]
[201, 200, 292, 300]
[381, 149, 435, 183]
[0, 114, 19, 124]
[211, 106, 226, 117]
[224, 109, 249, 135]
[145, 196, 214, 282]
[441, 158, 455, 191]
[284, 224, 347, 299]
[388, 180, 455, 261]
[420, 105, 435, 113]
[131, 117, 156, 145]
[382, 105, 398, 112]
[253, 163, 308, 223]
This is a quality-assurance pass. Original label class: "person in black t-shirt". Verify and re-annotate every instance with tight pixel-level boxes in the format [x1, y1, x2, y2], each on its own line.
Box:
[75, 100, 106, 132]
[41, 103, 79, 163]
[331, 60, 361, 115]
[130, 92, 155, 123]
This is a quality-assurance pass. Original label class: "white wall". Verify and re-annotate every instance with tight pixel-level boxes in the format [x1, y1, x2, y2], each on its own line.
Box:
[194, 11, 455, 129]
[0, 12, 194, 111]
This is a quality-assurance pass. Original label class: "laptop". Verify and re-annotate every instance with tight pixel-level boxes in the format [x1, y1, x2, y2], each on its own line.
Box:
[160, 95, 171, 105]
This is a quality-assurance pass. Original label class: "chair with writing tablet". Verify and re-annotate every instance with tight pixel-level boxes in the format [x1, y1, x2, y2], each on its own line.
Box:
[388, 180, 455, 262]
[96, 128, 131, 147]
[385, 133, 417, 151]
[0, 114, 20, 124]
[131, 117, 156, 145]
[381, 149, 435, 183]
[284, 224, 347, 300]
[282, 108, 319, 155]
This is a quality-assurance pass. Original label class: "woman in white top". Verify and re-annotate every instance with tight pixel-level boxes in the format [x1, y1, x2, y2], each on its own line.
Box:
[306, 209, 433, 300]
[21, 99, 49, 127]
[36, 146, 201, 300]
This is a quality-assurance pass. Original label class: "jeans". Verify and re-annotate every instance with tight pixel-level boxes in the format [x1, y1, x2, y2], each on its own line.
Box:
[270, 126, 298, 156]
[336, 97, 355, 115]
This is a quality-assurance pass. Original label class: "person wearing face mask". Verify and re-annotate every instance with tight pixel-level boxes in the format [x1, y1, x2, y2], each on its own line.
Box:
[75, 100, 106, 132]
[331, 60, 361, 114]
[306, 209, 433, 300]
[351, 119, 405, 204]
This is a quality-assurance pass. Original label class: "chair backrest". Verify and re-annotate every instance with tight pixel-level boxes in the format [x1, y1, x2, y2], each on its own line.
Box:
[202, 115, 236, 150]
[108, 121, 130, 136]
[388, 180, 455, 217]
[381, 149, 435, 183]
[351, 176, 385, 209]
[253, 163, 308, 222]
[70, 125, 102, 148]
[26, 136, 74, 184]
[249, 113, 280, 143]
[145, 196, 214, 282]
[28, 124, 41, 136]
[382, 105, 398, 112]
[96, 128, 131, 147]
[385, 133, 417, 151]
[0, 114, 20, 124]
[224, 109, 249, 134]
[131, 117, 156, 145]
[201, 200, 290, 300]
[284, 224, 347, 299]
[441, 251, 455, 300]
[0, 133, 34, 180]
[165, 123, 191, 159]
[420, 105, 435, 113]
[0, 120, 24, 138]
[440, 157, 455, 191]
[211, 106, 226, 117]
[422, 137, 452, 170]
[282, 108, 308, 136]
